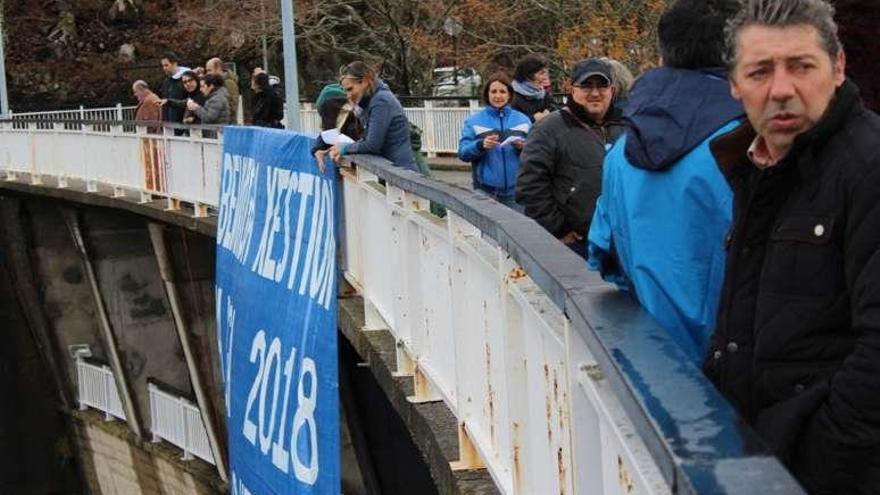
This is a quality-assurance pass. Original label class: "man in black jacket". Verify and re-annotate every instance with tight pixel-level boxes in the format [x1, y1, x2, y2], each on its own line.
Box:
[516, 58, 624, 258]
[160, 52, 190, 124]
[704, 0, 880, 492]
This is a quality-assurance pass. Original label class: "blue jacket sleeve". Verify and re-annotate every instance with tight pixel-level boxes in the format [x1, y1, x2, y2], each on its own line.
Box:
[587, 156, 629, 288]
[345, 97, 392, 156]
[458, 115, 484, 162]
[587, 193, 612, 270]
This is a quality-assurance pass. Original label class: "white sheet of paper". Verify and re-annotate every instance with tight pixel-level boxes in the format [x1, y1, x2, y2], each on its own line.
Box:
[320, 129, 355, 145]
[500, 135, 524, 147]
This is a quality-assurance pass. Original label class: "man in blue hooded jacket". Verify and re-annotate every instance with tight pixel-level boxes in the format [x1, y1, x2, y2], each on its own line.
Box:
[587, 0, 744, 362]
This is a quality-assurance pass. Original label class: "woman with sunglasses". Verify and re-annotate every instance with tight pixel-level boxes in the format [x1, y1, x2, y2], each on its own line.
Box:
[326, 61, 416, 171]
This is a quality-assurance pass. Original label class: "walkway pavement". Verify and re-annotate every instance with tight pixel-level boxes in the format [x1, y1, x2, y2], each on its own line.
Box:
[426, 155, 469, 171]
[426, 155, 472, 190]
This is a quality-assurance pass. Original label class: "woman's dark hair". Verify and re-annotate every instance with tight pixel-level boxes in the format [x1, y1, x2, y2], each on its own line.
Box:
[202, 74, 224, 90]
[338, 61, 377, 93]
[481, 72, 513, 106]
[513, 54, 548, 82]
[318, 97, 347, 130]
[252, 72, 270, 91]
[180, 70, 200, 91]
[659, 0, 740, 69]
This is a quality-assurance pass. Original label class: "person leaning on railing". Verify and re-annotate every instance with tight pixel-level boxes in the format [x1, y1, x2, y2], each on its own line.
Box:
[312, 83, 364, 173]
[159, 70, 206, 125]
[326, 61, 417, 171]
[133, 80, 162, 122]
[186, 74, 230, 125]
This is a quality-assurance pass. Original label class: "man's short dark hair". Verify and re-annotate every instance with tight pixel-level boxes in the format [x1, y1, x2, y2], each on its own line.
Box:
[203, 74, 224, 89]
[162, 51, 180, 64]
[658, 0, 740, 69]
[513, 54, 548, 83]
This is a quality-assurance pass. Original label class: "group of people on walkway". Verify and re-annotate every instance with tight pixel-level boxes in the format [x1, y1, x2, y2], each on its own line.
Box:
[132, 53, 283, 128]
[121, 2, 879, 489]
[458, 54, 633, 255]
[315, 0, 880, 493]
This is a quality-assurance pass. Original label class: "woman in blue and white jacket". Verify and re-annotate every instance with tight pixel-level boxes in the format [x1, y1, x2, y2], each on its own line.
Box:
[458, 73, 531, 209]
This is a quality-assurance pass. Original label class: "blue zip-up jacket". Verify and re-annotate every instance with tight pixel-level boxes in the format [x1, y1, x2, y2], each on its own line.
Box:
[587, 67, 744, 362]
[343, 79, 416, 171]
[458, 105, 531, 195]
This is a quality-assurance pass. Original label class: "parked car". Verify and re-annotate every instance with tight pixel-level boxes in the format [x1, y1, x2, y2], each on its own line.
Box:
[432, 67, 482, 98]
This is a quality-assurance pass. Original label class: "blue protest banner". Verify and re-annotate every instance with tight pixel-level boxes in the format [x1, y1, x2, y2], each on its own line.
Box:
[215, 126, 338, 495]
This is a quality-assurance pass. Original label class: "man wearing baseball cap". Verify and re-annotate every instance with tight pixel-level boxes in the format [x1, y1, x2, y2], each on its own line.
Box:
[516, 57, 624, 258]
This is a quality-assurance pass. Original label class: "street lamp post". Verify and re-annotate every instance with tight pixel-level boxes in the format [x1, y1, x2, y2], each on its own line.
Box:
[260, 0, 269, 72]
[0, 2, 10, 117]
[443, 17, 463, 86]
[280, 0, 301, 130]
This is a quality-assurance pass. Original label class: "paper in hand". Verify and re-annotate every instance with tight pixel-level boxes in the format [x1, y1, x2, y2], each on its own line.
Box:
[500, 135, 525, 147]
[320, 129, 355, 145]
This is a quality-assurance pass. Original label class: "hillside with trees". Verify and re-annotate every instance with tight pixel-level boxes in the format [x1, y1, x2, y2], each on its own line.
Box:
[3, 0, 877, 112]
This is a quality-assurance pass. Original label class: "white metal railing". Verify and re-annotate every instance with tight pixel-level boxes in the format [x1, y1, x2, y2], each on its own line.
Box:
[14, 101, 479, 155]
[11, 104, 135, 127]
[0, 121, 221, 216]
[0, 120, 803, 495]
[340, 166, 667, 494]
[148, 383, 216, 465]
[76, 357, 127, 421]
[297, 100, 480, 154]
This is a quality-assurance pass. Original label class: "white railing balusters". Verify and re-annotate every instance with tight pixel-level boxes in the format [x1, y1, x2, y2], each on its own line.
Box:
[12, 101, 481, 155]
[148, 382, 215, 465]
[76, 358, 127, 422]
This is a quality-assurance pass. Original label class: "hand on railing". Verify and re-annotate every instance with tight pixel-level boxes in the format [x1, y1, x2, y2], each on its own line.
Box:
[314, 149, 328, 173]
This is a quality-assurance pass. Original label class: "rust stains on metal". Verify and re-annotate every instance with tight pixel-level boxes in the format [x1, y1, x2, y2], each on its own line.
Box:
[485, 339, 496, 445]
[553, 369, 560, 403]
[557, 447, 567, 495]
[512, 421, 523, 488]
[450, 422, 486, 471]
[618, 455, 635, 493]
[560, 392, 567, 433]
[545, 364, 553, 444]
[508, 266, 528, 281]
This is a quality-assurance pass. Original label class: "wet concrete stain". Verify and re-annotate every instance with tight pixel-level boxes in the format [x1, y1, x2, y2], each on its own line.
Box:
[130, 293, 167, 319]
[118, 272, 167, 319]
[118, 273, 146, 293]
[123, 350, 146, 379]
[62, 265, 83, 284]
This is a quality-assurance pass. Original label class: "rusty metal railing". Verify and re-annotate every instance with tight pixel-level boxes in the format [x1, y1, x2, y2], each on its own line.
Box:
[0, 119, 805, 495]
